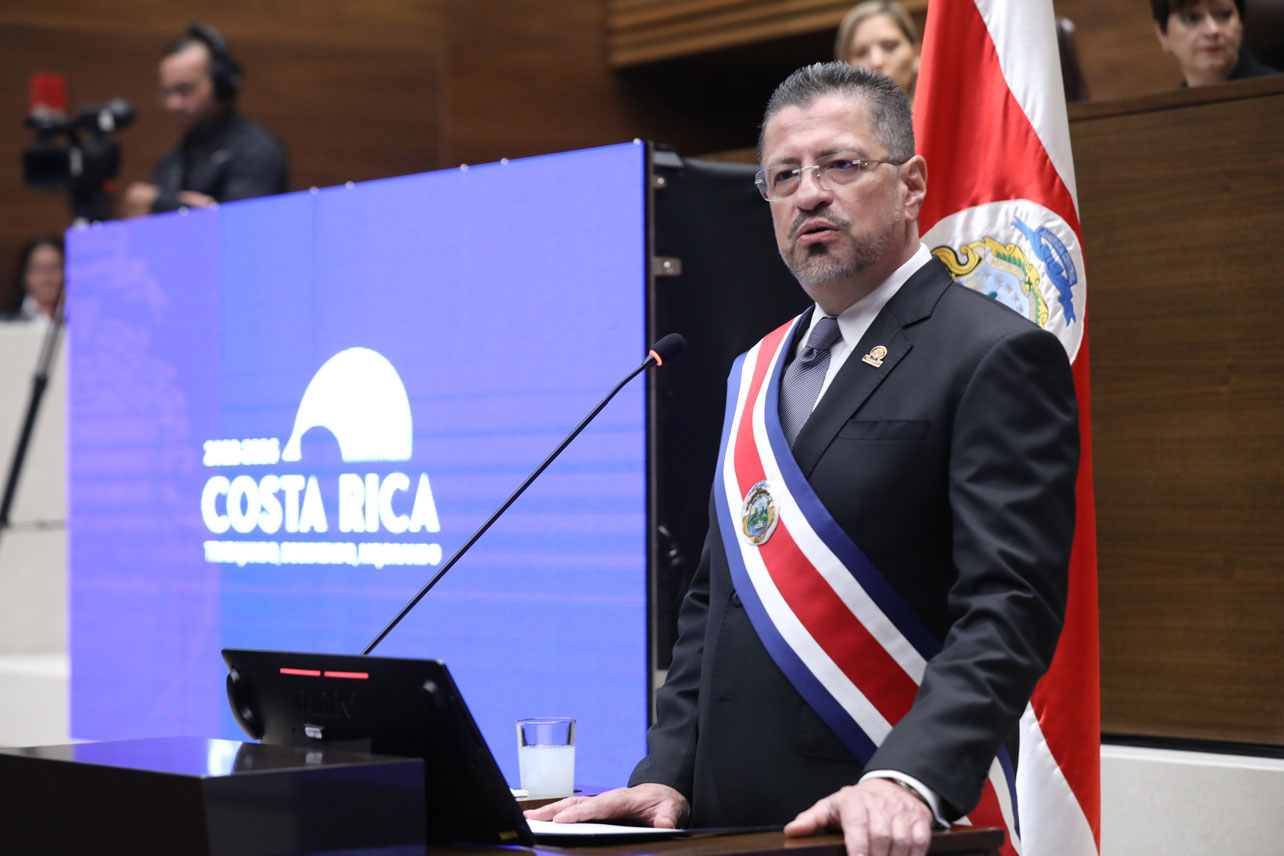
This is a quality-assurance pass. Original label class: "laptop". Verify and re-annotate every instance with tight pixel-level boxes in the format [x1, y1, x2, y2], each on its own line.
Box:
[221, 648, 534, 846]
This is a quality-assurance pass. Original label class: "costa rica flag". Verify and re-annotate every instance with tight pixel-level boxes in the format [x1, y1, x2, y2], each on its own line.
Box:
[913, 2, 1101, 854]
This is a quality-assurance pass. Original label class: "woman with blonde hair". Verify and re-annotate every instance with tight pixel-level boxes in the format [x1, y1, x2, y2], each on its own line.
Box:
[834, 1, 921, 101]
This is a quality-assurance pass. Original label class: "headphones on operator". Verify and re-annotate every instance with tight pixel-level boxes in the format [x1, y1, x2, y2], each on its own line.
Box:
[183, 20, 244, 100]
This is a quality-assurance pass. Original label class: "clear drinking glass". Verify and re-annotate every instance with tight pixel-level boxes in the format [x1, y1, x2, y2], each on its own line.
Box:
[516, 717, 576, 798]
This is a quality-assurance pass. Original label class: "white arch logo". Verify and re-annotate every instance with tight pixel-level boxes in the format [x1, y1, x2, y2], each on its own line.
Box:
[199, 347, 443, 569]
[282, 348, 413, 463]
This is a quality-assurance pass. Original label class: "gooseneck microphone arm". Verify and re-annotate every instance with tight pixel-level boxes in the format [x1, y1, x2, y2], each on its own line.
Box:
[363, 333, 686, 655]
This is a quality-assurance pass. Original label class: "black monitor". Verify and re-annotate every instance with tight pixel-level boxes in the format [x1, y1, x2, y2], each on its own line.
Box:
[222, 648, 534, 846]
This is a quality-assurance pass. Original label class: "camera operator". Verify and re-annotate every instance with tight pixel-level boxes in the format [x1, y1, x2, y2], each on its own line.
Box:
[121, 22, 288, 217]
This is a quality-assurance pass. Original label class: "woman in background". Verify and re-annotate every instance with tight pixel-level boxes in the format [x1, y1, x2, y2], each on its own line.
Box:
[3, 236, 64, 322]
[834, 1, 921, 102]
[1151, 0, 1280, 87]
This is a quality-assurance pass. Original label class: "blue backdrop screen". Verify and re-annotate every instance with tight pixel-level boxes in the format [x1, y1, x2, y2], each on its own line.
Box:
[66, 142, 649, 786]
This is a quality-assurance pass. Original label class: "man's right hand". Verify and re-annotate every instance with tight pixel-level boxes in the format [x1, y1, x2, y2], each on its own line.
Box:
[120, 182, 160, 218]
[522, 783, 690, 829]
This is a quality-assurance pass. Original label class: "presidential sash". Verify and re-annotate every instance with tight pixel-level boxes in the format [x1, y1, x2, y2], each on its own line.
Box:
[714, 314, 1022, 854]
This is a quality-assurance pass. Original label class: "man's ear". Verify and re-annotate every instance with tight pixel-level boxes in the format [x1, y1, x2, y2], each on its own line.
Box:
[900, 154, 928, 221]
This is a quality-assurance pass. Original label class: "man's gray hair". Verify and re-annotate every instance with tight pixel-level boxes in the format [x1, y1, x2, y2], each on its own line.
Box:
[758, 62, 915, 163]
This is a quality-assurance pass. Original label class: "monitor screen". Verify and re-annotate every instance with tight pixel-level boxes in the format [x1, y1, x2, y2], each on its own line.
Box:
[222, 648, 534, 845]
[66, 141, 649, 787]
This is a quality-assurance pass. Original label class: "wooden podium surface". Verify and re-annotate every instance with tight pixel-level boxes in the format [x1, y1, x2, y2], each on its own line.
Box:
[513, 794, 1000, 856]
[452, 828, 1003, 856]
[310, 828, 1003, 856]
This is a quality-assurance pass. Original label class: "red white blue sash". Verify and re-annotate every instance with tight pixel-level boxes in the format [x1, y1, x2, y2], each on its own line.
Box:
[715, 314, 1022, 853]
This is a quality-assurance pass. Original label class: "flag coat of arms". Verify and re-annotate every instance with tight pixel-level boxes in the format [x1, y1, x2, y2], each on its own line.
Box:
[913, 1, 1100, 854]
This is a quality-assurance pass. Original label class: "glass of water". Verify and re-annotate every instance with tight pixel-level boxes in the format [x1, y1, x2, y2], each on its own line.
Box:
[516, 717, 576, 798]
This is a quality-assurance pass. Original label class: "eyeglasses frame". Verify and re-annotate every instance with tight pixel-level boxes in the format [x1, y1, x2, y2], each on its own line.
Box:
[753, 154, 908, 201]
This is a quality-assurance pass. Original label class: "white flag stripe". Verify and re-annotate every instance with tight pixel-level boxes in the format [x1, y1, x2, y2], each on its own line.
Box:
[725, 340, 761, 452]
[1017, 708, 1098, 856]
[973, 0, 1080, 210]
[721, 343, 893, 744]
[747, 344, 929, 682]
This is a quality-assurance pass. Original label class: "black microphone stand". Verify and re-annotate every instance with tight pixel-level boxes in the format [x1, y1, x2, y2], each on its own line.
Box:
[363, 340, 681, 655]
[0, 283, 67, 553]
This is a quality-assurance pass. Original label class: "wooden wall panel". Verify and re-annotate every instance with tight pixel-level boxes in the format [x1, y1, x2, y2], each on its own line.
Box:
[1053, 0, 1179, 100]
[242, 38, 442, 190]
[0, 1, 447, 311]
[1070, 77, 1284, 744]
[0, 0, 804, 308]
[440, 2, 631, 165]
[607, 0, 912, 66]
[599, 0, 1200, 161]
[2, 0, 1197, 307]
[1, 20, 154, 309]
[606, 0, 1177, 102]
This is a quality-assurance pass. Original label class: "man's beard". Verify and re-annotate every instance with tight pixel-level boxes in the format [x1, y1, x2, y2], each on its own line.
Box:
[783, 212, 900, 290]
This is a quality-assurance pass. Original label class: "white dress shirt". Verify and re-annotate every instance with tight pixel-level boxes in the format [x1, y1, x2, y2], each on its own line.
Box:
[792, 242, 934, 407]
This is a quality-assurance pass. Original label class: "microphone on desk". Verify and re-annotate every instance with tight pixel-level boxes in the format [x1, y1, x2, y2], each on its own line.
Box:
[362, 333, 687, 655]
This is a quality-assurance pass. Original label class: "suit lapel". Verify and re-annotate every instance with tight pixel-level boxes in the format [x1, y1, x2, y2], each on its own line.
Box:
[789, 259, 953, 478]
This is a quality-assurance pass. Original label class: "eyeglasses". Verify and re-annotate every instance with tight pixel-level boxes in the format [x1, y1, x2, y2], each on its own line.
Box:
[158, 79, 204, 101]
[754, 153, 906, 201]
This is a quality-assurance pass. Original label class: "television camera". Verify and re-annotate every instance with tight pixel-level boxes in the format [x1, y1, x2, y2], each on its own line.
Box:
[22, 98, 134, 223]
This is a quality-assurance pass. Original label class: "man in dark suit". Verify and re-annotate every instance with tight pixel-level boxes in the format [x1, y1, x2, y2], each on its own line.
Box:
[528, 62, 1078, 856]
[120, 22, 288, 217]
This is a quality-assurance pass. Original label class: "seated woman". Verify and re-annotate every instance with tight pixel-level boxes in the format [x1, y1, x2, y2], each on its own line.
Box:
[833, 1, 921, 102]
[1151, 0, 1280, 87]
[3, 236, 64, 323]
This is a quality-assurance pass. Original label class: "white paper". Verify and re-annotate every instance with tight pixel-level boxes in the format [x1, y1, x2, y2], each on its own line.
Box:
[528, 819, 682, 838]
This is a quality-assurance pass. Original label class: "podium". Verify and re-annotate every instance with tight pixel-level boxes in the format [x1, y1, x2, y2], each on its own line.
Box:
[0, 736, 1002, 855]
[478, 829, 1005, 856]
[0, 736, 426, 855]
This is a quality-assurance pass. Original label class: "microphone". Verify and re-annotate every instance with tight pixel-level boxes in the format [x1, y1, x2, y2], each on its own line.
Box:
[646, 332, 685, 367]
[363, 334, 687, 655]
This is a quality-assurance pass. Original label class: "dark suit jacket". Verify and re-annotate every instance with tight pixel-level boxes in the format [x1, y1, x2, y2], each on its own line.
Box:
[630, 258, 1079, 825]
[150, 111, 289, 213]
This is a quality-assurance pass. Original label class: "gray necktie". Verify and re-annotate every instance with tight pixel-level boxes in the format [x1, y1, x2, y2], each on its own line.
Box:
[779, 315, 842, 446]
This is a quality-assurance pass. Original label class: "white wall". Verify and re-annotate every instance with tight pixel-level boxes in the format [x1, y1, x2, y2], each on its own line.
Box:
[1101, 744, 1284, 855]
[0, 325, 69, 746]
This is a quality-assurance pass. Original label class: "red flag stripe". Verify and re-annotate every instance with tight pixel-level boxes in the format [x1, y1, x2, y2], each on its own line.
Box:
[915, 0, 1082, 241]
[965, 779, 1017, 856]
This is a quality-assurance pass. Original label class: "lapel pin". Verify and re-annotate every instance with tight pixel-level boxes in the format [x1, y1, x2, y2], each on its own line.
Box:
[861, 345, 888, 368]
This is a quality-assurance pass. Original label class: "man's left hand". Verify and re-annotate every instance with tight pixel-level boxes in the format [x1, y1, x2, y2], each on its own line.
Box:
[784, 778, 932, 856]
